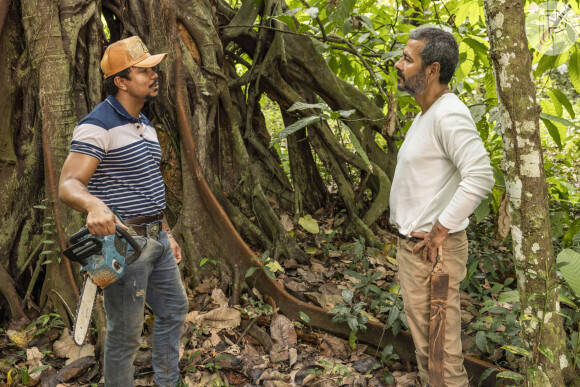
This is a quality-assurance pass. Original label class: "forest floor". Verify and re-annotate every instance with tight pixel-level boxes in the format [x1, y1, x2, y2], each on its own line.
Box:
[0, 214, 516, 387]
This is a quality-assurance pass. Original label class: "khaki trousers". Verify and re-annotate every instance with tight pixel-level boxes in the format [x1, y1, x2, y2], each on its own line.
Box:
[397, 231, 469, 387]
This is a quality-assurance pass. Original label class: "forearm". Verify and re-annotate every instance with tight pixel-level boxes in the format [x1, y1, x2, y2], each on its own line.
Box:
[58, 178, 107, 214]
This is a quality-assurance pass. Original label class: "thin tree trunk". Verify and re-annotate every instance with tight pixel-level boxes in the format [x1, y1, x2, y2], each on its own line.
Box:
[483, 0, 575, 384]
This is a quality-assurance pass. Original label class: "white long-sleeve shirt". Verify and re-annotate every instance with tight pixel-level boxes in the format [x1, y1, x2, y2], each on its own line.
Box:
[389, 93, 494, 236]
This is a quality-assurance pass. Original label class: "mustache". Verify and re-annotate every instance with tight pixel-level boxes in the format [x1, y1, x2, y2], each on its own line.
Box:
[150, 81, 159, 88]
[396, 70, 405, 81]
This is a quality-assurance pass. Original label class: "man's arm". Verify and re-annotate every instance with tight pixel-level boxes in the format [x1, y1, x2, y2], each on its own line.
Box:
[161, 217, 182, 264]
[411, 110, 494, 263]
[58, 153, 124, 235]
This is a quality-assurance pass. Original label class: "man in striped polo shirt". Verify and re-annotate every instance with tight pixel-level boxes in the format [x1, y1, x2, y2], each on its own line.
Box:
[59, 36, 188, 387]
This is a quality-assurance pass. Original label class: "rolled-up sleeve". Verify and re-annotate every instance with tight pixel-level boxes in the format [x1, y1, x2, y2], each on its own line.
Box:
[436, 111, 495, 230]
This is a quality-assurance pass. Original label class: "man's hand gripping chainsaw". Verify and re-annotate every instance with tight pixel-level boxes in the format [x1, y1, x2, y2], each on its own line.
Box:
[64, 225, 143, 346]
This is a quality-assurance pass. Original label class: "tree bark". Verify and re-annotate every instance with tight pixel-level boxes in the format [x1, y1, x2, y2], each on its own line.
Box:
[483, 0, 576, 384]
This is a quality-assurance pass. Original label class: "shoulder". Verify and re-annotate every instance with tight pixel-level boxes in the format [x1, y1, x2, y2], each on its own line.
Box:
[78, 99, 128, 130]
[433, 94, 471, 120]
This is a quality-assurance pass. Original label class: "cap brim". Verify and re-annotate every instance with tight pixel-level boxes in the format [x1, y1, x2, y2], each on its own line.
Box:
[134, 53, 167, 68]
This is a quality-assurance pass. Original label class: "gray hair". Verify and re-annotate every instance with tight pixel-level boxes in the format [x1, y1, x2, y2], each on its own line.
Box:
[408, 28, 459, 84]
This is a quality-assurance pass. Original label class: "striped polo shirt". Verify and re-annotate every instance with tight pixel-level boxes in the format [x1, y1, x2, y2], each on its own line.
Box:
[69, 95, 166, 220]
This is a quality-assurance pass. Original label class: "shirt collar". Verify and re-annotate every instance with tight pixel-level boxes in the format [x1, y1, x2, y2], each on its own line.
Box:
[105, 95, 144, 123]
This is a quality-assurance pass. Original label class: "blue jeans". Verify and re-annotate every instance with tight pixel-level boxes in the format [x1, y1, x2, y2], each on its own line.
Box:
[103, 231, 188, 387]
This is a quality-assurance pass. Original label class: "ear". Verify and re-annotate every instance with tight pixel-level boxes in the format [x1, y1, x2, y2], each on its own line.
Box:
[427, 62, 441, 83]
[114, 76, 128, 91]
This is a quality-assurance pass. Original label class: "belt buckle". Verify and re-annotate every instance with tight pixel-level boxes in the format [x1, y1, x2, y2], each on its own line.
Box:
[147, 223, 159, 238]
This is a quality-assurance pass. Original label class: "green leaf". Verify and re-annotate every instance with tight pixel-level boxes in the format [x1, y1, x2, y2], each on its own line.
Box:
[349, 330, 357, 349]
[556, 249, 580, 296]
[496, 371, 524, 381]
[498, 290, 519, 303]
[569, 49, 580, 93]
[329, 0, 356, 24]
[305, 7, 319, 19]
[546, 89, 563, 117]
[29, 364, 50, 374]
[298, 214, 320, 234]
[540, 117, 563, 149]
[245, 266, 259, 278]
[274, 15, 298, 32]
[33, 205, 47, 210]
[558, 292, 578, 308]
[299, 311, 310, 324]
[475, 330, 487, 352]
[538, 345, 555, 363]
[342, 289, 354, 305]
[534, 53, 558, 77]
[484, 72, 497, 102]
[287, 101, 328, 112]
[563, 218, 580, 246]
[344, 269, 365, 280]
[540, 112, 580, 130]
[474, 195, 491, 222]
[271, 115, 322, 145]
[549, 88, 575, 118]
[502, 345, 531, 357]
[265, 259, 284, 275]
[341, 122, 372, 172]
[478, 367, 498, 386]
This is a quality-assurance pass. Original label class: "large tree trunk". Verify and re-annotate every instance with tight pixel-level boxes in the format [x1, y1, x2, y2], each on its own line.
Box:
[483, 0, 576, 384]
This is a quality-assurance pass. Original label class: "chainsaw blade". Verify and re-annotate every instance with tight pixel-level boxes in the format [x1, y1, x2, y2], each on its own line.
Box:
[73, 277, 98, 346]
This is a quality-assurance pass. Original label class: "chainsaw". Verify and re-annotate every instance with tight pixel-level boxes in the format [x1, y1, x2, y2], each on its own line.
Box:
[64, 225, 143, 346]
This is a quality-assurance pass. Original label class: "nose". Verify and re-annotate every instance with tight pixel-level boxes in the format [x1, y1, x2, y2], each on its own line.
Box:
[394, 58, 403, 71]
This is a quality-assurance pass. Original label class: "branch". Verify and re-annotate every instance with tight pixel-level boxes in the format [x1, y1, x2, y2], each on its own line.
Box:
[297, 0, 326, 41]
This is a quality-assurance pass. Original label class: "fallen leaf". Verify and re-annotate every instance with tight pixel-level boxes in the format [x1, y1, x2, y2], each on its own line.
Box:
[185, 310, 199, 324]
[270, 314, 297, 348]
[285, 280, 308, 292]
[197, 307, 241, 329]
[288, 348, 297, 367]
[298, 215, 320, 234]
[280, 213, 294, 232]
[53, 329, 95, 365]
[296, 268, 320, 283]
[26, 347, 44, 386]
[211, 288, 229, 308]
[304, 292, 344, 309]
[320, 335, 348, 360]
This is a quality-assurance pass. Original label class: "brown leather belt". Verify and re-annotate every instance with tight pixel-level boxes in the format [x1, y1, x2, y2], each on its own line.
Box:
[125, 213, 164, 237]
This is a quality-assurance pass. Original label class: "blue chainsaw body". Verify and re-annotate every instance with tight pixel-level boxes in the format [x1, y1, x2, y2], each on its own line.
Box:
[64, 225, 143, 288]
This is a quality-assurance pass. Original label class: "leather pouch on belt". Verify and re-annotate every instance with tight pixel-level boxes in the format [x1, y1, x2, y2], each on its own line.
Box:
[427, 248, 448, 386]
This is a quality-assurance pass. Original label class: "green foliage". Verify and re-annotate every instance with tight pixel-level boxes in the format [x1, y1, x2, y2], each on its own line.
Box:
[247, 250, 285, 280]
[329, 289, 368, 348]
[557, 249, 580, 297]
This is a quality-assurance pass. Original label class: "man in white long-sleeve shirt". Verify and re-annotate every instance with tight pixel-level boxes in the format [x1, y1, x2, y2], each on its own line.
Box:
[390, 28, 494, 386]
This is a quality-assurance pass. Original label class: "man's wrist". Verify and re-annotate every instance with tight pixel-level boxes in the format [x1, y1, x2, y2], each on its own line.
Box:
[432, 221, 450, 237]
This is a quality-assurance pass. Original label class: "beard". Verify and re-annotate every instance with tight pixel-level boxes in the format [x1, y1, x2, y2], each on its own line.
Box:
[146, 81, 159, 101]
[397, 70, 427, 97]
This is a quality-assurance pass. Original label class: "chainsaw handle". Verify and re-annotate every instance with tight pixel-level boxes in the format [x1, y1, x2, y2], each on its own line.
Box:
[70, 226, 91, 244]
[114, 225, 143, 257]
[70, 225, 142, 264]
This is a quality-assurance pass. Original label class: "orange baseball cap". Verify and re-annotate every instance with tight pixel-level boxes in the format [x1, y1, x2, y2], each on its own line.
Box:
[101, 36, 167, 79]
